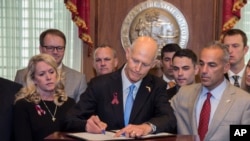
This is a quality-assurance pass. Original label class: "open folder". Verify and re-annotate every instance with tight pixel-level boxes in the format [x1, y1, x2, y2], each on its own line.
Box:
[67, 131, 173, 140]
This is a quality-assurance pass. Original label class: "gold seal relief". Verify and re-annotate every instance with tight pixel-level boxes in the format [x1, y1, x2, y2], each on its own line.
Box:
[121, 0, 189, 56]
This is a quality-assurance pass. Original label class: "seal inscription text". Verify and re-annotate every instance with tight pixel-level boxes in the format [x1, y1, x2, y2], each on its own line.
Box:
[121, 0, 189, 56]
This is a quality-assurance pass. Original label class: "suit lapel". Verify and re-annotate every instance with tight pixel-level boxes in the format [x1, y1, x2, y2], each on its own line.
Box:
[108, 70, 125, 126]
[207, 82, 235, 137]
[190, 84, 202, 134]
[0, 80, 3, 104]
[240, 73, 245, 89]
[60, 64, 68, 84]
[129, 76, 152, 122]
[61, 64, 70, 74]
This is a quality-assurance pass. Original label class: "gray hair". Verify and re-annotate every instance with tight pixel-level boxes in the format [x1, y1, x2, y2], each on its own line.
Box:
[203, 41, 230, 64]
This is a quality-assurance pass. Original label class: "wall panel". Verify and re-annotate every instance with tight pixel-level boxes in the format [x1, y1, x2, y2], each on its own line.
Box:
[83, 0, 222, 81]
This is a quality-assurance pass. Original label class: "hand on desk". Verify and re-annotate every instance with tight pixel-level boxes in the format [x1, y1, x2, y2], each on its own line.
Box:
[85, 115, 152, 138]
[114, 123, 152, 138]
[85, 115, 107, 134]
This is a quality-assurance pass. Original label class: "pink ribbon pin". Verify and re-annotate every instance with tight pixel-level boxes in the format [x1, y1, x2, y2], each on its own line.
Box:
[35, 104, 46, 116]
[111, 92, 119, 105]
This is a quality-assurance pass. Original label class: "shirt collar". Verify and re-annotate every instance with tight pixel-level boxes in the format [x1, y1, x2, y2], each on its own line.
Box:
[121, 64, 142, 91]
[201, 78, 227, 100]
[228, 65, 246, 78]
[163, 74, 175, 82]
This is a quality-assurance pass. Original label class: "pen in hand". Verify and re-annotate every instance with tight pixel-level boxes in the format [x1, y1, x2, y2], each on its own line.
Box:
[94, 115, 107, 134]
[101, 129, 106, 135]
[86, 115, 107, 134]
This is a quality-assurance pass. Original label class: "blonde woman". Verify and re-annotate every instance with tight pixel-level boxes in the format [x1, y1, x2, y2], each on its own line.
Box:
[13, 54, 75, 141]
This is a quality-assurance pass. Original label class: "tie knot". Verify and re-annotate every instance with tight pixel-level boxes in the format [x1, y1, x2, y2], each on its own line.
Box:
[207, 92, 212, 99]
[232, 75, 240, 87]
[129, 84, 136, 92]
[168, 81, 176, 88]
[232, 75, 239, 81]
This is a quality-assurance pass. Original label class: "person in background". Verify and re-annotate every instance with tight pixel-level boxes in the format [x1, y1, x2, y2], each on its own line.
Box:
[13, 54, 75, 141]
[171, 41, 250, 141]
[93, 45, 118, 76]
[167, 49, 199, 99]
[14, 29, 87, 102]
[242, 59, 250, 93]
[160, 43, 181, 89]
[0, 78, 22, 141]
[222, 29, 249, 88]
[65, 36, 176, 138]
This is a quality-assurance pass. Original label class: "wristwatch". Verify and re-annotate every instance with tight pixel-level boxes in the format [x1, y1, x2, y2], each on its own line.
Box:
[145, 122, 157, 133]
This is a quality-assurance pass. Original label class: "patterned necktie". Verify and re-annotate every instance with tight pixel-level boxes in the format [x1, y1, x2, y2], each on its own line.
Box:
[198, 92, 212, 141]
[232, 75, 240, 87]
[168, 81, 176, 89]
[124, 84, 135, 126]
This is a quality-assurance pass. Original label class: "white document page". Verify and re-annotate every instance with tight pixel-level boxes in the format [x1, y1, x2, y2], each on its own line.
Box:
[67, 131, 173, 141]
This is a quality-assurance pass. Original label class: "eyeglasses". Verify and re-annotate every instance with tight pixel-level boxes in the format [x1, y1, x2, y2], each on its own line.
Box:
[42, 46, 65, 52]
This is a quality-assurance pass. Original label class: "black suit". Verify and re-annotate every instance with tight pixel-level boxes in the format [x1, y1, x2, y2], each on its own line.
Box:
[166, 85, 180, 100]
[65, 67, 176, 133]
[0, 77, 22, 141]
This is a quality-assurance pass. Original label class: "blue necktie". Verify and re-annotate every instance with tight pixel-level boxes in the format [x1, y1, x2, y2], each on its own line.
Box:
[124, 84, 135, 126]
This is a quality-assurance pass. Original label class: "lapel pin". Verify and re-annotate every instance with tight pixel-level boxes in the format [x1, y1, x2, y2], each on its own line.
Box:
[226, 99, 231, 103]
[111, 92, 119, 105]
[146, 86, 151, 92]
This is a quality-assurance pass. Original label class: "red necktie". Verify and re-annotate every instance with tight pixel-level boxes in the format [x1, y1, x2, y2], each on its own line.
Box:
[198, 92, 212, 141]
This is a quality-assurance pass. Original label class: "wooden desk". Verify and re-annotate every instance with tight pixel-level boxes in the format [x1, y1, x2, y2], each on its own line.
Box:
[44, 132, 198, 141]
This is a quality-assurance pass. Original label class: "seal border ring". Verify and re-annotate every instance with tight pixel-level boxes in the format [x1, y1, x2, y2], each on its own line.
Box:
[121, 0, 189, 55]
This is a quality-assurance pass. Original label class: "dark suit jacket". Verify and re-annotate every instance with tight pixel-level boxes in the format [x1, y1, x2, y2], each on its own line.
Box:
[166, 85, 180, 100]
[0, 77, 22, 141]
[65, 67, 176, 133]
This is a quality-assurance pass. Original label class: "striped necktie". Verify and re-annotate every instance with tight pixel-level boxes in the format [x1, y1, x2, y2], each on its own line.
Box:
[168, 81, 176, 89]
[232, 75, 240, 87]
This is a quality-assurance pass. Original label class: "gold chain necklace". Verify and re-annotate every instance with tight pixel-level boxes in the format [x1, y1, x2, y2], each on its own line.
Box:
[41, 100, 57, 122]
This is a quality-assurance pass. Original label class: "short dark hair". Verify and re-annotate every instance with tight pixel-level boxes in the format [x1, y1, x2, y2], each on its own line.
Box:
[39, 29, 66, 46]
[222, 29, 248, 46]
[160, 43, 181, 59]
[173, 49, 198, 66]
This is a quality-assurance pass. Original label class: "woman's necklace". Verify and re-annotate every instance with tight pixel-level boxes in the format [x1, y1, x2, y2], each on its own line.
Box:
[41, 100, 57, 122]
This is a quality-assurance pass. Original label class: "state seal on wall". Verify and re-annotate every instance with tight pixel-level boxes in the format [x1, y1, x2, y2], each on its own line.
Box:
[121, 0, 189, 56]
